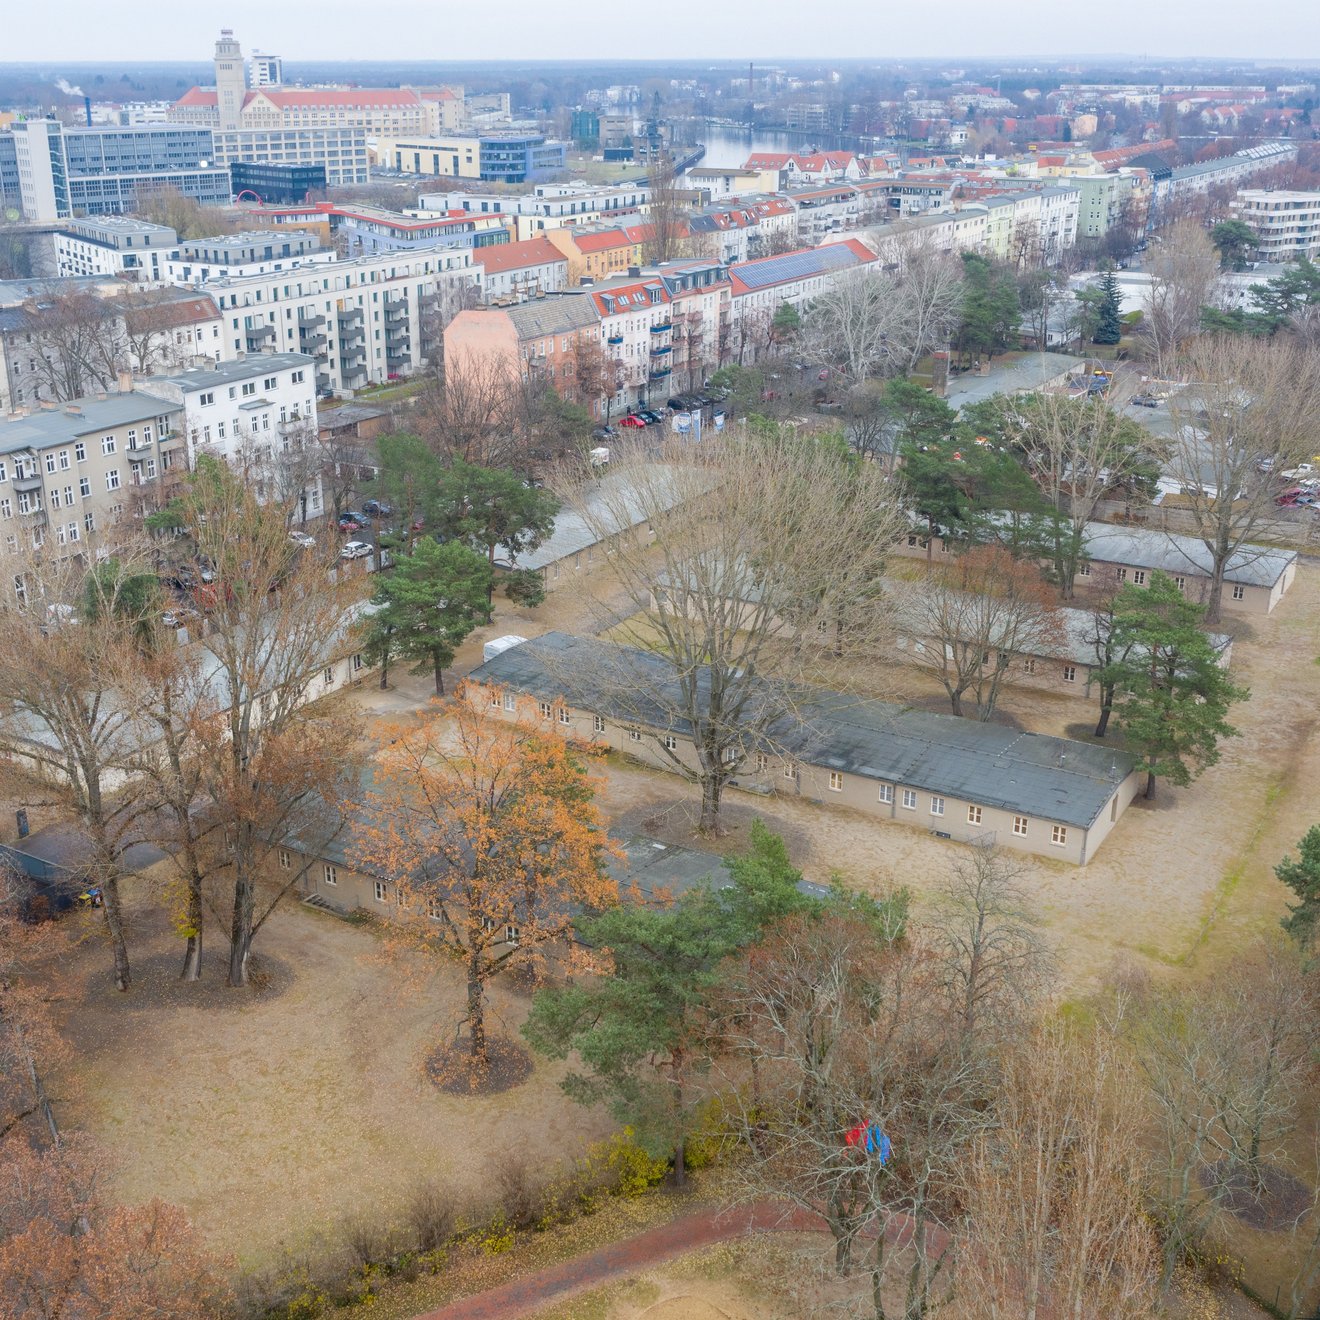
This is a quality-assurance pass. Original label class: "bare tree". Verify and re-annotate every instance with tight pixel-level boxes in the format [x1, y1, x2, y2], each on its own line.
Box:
[170, 457, 365, 986]
[899, 546, 1063, 720]
[1164, 335, 1320, 623]
[415, 355, 520, 466]
[1083, 566, 1137, 737]
[20, 288, 126, 403]
[991, 389, 1162, 597]
[804, 269, 895, 381]
[643, 152, 689, 265]
[956, 1020, 1161, 1319]
[550, 428, 906, 833]
[929, 846, 1054, 1048]
[116, 287, 193, 375]
[0, 549, 162, 992]
[1142, 219, 1222, 375]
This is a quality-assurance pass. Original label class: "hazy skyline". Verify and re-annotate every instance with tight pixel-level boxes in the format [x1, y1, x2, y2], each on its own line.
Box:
[6, 0, 1320, 65]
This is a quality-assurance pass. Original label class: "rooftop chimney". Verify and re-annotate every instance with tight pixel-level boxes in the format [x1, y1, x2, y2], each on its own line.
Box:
[64, 404, 83, 416]
[628, 265, 642, 277]
[116, 369, 133, 395]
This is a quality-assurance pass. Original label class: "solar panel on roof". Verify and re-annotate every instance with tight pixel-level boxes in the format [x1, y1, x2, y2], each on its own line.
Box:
[733, 245, 861, 291]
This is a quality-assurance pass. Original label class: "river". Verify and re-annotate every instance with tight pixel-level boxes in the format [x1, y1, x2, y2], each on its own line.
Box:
[678, 121, 878, 173]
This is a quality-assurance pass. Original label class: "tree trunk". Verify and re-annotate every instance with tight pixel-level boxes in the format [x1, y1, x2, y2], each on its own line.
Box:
[179, 872, 204, 981]
[673, 1132, 686, 1188]
[466, 968, 487, 1066]
[1144, 770, 1157, 800]
[1095, 689, 1113, 738]
[100, 874, 131, 992]
[870, 1228, 889, 1320]
[434, 655, 445, 696]
[698, 773, 723, 835]
[227, 866, 255, 988]
[379, 651, 390, 690]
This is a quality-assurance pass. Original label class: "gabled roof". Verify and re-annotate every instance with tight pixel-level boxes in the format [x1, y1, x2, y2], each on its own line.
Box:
[470, 632, 1135, 831]
[591, 280, 669, 317]
[503, 295, 599, 341]
[475, 236, 567, 275]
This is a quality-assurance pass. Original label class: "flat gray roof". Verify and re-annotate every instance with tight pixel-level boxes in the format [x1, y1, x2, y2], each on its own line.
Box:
[155, 353, 317, 391]
[0, 392, 177, 454]
[470, 632, 1134, 830]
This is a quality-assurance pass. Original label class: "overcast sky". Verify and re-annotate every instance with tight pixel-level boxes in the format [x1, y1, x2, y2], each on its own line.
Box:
[7, 0, 1320, 64]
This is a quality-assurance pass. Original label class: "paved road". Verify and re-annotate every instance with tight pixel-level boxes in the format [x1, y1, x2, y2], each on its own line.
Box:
[412, 1201, 946, 1320]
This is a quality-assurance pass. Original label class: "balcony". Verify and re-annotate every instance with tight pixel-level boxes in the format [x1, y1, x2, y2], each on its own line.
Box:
[650, 322, 672, 334]
[298, 312, 326, 329]
[606, 334, 624, 345]
[650, 344, 672, 357]
[12, 472, 43, 493]
[649, 365, 672, 380]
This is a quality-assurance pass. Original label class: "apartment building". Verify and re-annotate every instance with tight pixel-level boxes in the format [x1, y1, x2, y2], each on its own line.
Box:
[54, 217, 179, 282]
[544, 224, 655, 283]
[687, 197, 797, 265]
[333, 206, 509, 255]
[474, 237, 569, 303]
[444, 296, 603, 414]
[7, 119, 231, 222]
[590, 274, 675, 411]
[137, 353, 323, 520]
[1230, 190, 1320, 262]
[162, 230, 333, 285]
[727, 241, 877, 353]
[374, 132, 566, 185]
[206, 248, 482, 393]
[0, 390, 186, 554]
[0, 298, 128, 414]
[786, 182, 862, 241]
[469, 632, 1142, 866]
[421, 180, 650, 234]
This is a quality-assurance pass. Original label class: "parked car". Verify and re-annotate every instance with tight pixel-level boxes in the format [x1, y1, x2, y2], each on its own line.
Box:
[591, 426, 617, 440]
[338, 516, 362, 531]
[161, 606, 198, 629]
[288, 531, 316, 549]
[619, 414, 646, 429]
[638, 409, 664, 425]
[362, 499, 393, 517]
[343, 510, 373, 526]
[1132, 394, 1160, 408]
[340, 541, 373, 560]
[1275, 486, 1304, 507]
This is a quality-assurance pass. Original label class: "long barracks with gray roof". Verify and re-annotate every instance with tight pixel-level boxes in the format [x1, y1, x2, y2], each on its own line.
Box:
[468, 632, 1143, 865]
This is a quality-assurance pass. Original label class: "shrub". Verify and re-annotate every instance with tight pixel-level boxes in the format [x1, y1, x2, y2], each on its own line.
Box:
[478, 1213, 515, 1255]
[605, 1128, 669, 1198]
[504, 567, 546, 608]
[407, 1180, 456, 1254]
[494, 1151, 543, 1230]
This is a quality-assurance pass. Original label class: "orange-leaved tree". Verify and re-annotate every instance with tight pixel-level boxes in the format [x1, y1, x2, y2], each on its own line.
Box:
[356, 685, 618, 1075]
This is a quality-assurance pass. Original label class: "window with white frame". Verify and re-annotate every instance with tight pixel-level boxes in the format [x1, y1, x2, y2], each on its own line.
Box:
[967, 804, 982, 825]
[1133, 570, 1146, 585]
[593, 714, 606, 733]
[373, 880, 389, 903]
[1063, 665, 1077, 682]
[628, 729, 642, 742]
[1051, 825, 1068, 847]
[105, 470, 120, 490]
[539, 701, 552, 719]
[828, 771, 844, 792]
[279, 849, 291, 870]
[1012, 816, 1028, 837]
[557, 707, 571, 725]
[352, 654, 363, 672]
[1078, 562, 1091, 576]
[1232, 584, 1245, 600]
[756, 752, 769, 772]
[101, 436, 116, 455]
[930, 796, 945, 816]
[1174, 576, 1186, 592]
[490, 691, 502, 707]
[664, 734, 678, 751]
[784, 762, 796, 780]
[902, 789, 917, 810]
[1022, 657, 1036, 674]
[74, 442, 85, 462]
[878, 783, 894, 804]
[1116, 568, 1127, 581]
[503, 693, 516, 712]
[505, 924, 520, 945]
[323, 864, 337, 886]
[323, 667, 334, 685]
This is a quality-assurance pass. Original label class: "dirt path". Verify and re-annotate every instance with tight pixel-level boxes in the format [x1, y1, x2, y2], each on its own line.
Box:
[411, 1203, 939, 1320]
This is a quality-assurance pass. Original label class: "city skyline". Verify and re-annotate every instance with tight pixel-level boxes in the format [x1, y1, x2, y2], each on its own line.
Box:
[6, 0, 1320, 64]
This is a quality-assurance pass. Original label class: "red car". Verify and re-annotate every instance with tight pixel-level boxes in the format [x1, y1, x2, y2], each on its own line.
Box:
[619, 415, 646, 429]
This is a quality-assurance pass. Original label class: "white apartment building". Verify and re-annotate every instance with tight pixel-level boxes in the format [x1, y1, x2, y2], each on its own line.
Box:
[162, 230, 335, 286]
[419, 180, 652, 241]
[210, 127, 369, 187]
[54, 217, 179, 282]
[1231, 191, 1320, 263]
[205, 248, 483, 394]
[138, 353, 324, 520]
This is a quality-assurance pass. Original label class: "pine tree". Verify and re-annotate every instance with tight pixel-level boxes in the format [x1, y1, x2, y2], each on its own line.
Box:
[1099, 571, 1247, 799]
[1093, 268, 1123, 345]
[368, 539, 492, 696]
[1275, 825, 1320, 949]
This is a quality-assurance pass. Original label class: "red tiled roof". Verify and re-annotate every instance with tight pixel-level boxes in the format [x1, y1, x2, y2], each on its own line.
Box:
[573, 228, 635, 254]
[591, 281, 670, 317]
[475, 236, 566, 274]
[329, 206, 478, 231]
